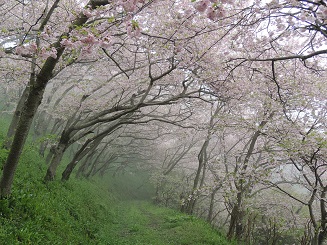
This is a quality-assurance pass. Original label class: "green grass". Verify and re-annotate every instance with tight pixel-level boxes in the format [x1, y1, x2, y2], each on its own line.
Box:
[100, 200, 236, 245]
[0, 117, 235, 244]
[0, 145, 115, 244]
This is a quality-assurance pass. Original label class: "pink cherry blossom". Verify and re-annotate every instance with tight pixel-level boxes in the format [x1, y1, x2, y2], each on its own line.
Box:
[194, 0, 210, 13]
[126, 20, 141, 38]
[81, 34, 98, 45]
[28, 43, 38, 53]
[60, 39, 75, 49]
[121, 0, 136, 13]
[216, 8, 225, 18]
[15, 43, 37, 56]
[99, 35, 112, 49]
[207, 7, 218, 21]
[39, 47, 57, 59]
[50, 47, 57, 59]
[15, 45, 24, 55]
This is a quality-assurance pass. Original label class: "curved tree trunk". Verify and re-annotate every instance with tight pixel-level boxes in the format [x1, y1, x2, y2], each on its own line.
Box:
[94, 158, 115, 177]
[62, 133, 106, 181]
[44, 143, 68, 181]
[184, 136, 209, 214]
[88, 147, 115, 178]
[38, 84, 74, 156]
[45, 146, 56, 164]
[85, 161, 98, 179]
[61, 138, 95, 181]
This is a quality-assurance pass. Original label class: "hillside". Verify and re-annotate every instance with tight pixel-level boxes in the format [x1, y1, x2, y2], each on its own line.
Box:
[0, 120, 235, 245]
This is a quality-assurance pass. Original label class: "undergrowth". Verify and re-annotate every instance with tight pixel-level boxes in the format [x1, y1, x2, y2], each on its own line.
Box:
[0, 137, 113, 244]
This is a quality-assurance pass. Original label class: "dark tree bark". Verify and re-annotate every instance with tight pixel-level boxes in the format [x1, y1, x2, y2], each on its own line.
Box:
[227, 191, 244, 240]
[92, 155, 117, 177]
[85, 144, 116, 178]
[61, 137, 101, 181]
[44, 142, 68, 181]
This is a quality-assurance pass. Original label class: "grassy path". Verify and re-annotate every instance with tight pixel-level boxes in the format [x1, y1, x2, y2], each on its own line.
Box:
[99, 200, 235, 245]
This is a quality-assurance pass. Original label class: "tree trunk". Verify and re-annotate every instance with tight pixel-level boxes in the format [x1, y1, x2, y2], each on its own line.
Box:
[184, 138, 209, 214]
[0, 80, 48, 196]
[39, 141, 48, 157]
[318, 231, 327, 244]
[318, 187, 327, 245]
[85, 161, 98, 179]
[227, 191, 244, 241]
[61, 138, 94, 181]
[184, 104, 221, 214]
[44, 143, 67, 181]
[207, 187, 219, 223]
[62, 134, 106, 181]
[98, 162, 111, 177]
[44, 118, 71, 164]
[226, 114, 273, 240]
[89, 151, 115, 178]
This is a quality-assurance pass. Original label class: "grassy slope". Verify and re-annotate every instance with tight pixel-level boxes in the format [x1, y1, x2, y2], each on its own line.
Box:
[0, 118, 235, 245]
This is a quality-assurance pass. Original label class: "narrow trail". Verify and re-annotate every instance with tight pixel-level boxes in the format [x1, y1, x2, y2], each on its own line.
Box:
[101, 200, 231, 245]
[104, 200, 178, 245]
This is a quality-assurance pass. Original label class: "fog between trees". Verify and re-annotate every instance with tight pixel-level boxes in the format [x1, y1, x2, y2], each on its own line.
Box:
[1, 0, 327, 244]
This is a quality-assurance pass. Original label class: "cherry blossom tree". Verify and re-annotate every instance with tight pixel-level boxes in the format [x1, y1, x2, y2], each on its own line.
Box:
[0, 0, 129, 196]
